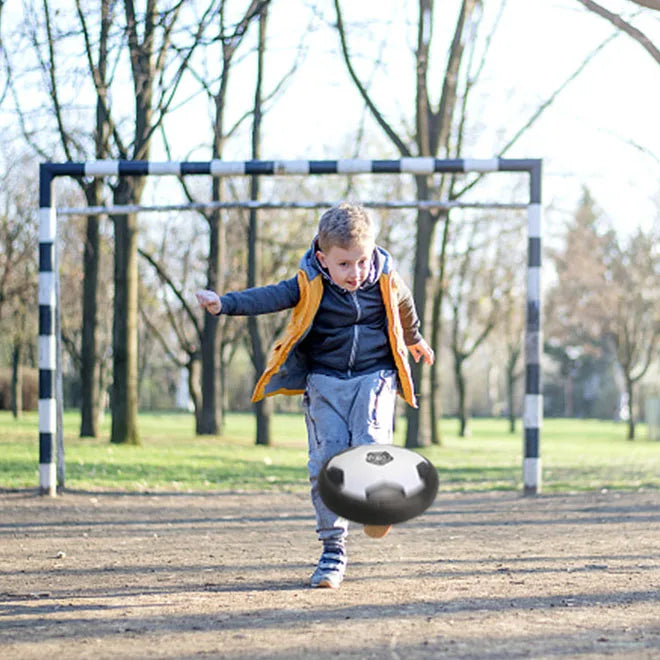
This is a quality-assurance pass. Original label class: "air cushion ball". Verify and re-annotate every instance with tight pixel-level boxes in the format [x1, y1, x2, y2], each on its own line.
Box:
[318, 445, 439, 525]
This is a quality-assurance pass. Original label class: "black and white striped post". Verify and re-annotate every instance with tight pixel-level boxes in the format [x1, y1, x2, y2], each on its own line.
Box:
[524, 161, 543, 495]
[38, 165, 58, 496]
[38, 157, 542, 495]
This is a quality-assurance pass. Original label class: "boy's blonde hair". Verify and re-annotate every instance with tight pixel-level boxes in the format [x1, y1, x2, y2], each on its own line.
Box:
[317, 202, 375, 253]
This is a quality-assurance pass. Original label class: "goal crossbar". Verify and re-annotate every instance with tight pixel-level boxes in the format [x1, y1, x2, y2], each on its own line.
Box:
[55, 200, 529, 216]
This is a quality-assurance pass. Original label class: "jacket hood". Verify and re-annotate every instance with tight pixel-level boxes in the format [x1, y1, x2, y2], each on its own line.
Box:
[299, 237, 393, 289]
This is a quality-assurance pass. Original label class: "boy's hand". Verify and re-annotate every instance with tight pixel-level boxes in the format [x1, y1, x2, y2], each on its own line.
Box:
[195, 289, 222, 315]
[408, 339, 434, 365]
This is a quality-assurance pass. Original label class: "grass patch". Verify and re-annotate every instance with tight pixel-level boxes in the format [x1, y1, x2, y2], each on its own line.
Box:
[1, 411, 657, 494]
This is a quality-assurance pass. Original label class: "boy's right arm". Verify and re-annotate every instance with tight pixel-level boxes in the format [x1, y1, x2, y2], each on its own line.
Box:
[196, 290, 222, 315]
[196, 276, 300, 316]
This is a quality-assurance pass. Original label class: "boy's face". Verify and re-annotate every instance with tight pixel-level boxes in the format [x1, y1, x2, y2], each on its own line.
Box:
[316, 242, 374, 291]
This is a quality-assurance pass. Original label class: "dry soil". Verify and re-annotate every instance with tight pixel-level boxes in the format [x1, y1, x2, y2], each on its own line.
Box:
[1, 489, 658, 659]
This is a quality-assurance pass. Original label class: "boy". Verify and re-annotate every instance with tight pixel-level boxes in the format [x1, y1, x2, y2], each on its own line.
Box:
[196, 202, 433, 589]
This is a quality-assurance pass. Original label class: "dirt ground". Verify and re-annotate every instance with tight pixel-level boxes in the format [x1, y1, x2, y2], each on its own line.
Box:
[0, 488, 658, 659]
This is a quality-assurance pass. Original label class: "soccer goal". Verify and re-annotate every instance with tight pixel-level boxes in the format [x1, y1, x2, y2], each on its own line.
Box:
[38, 157, 543, 495]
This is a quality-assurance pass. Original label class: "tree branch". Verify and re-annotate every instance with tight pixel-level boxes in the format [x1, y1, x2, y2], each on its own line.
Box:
[138, 305, 186, 368]
[576, 0, 660, 64]
[432, 0, 479, 155]
[144, 2, 217, 150]
[453, 30, 619, 199]
[42, 0, 76, 160]
[627, 0, 660, 10]
[74, 0, 126, 158]
[333, 0, 411, 156]
[137, 247, 202, 340]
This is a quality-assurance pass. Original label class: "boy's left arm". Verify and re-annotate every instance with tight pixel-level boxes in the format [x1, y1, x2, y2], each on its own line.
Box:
[408, 338, 434, 365]
[393, 272, 435, 366]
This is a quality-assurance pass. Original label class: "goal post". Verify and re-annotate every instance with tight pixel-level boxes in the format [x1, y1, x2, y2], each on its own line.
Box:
[38, 157, 543, 496]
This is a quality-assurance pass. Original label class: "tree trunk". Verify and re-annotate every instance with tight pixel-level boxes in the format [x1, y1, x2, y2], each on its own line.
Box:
[507, 369, 516, 434]
[254, 397, 272, 447]
[199, 323, 217, 435]
[188, 356, 203, 430]
[429, 212, 450, 446]
[626, 376, 636, 440]
[220, 343, 229, 419]
[80, 210, 100, 437]
[248, 6, 271, 447]
[454, 353, 469, 437]
[111, 180, 140, 445]
[246, 220, 271, 444]
[98, 349, 110, 423]
[80, 0, 111, 437]
[405, 189, 436, 448]
[197, 0, 235, 436]
[429, 302, 442, 445]
[247, 186, 270, 445]
[198, 207, 222, 435]
[506, 351, 517, 434]
[11, 341, 22, 419]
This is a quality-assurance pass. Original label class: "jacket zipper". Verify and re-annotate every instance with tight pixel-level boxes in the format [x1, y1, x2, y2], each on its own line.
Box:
[347, 291, 361, 377]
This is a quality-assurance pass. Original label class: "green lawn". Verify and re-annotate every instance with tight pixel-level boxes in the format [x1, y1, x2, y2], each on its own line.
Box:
[1, 411, 657, 493]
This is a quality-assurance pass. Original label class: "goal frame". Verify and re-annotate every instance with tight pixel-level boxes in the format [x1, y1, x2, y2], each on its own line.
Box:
[38, 157, 543, 495]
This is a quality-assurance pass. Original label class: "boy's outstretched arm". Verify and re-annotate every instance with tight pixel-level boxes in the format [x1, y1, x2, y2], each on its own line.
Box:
[197, 277, 300, 317]
[408, 338, 435, 365]
[196, 289, 222, 315]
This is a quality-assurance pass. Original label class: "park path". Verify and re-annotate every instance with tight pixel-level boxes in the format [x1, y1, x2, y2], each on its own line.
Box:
[0, 489, 658, 658]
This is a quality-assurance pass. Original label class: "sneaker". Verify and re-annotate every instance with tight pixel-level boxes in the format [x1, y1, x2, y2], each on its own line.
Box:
[363, 524, 392, 539]
[310, 543, 347, 589]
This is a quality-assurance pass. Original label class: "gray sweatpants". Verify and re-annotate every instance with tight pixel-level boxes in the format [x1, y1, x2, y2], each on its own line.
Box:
[303, 370, 398, 543]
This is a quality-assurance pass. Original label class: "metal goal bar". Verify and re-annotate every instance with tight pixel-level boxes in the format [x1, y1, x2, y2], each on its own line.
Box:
[55, 200, 529, 216]
[38, 157, 543, 496]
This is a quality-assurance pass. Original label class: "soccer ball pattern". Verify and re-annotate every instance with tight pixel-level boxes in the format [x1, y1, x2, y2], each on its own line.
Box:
[318, 444, 439, 525]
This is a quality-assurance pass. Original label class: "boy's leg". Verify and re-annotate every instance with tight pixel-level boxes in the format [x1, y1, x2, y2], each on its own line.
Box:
[304, 374, 355, 588]
[304, 374, 352, 543]
[349, 370, 398, 447]
[349, 370, 398, 539]
[304, 371, 399, 586]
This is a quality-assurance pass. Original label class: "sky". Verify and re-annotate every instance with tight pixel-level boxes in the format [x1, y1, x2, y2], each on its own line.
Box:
[2, 0, 658, 242]
[230, 0, 660, 242]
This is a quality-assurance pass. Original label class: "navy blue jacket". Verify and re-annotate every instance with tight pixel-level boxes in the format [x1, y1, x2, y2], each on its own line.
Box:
[219, 241, 422, 381]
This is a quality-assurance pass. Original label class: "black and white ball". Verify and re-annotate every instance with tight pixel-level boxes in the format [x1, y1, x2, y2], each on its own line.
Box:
[318, 444, 439, 525]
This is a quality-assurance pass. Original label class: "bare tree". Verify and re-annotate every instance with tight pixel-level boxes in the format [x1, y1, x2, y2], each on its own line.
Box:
[91, 1, 211, 444]
[427, 3, 505, 444]
[334, 0, 484, 446]
[75, 0, 113, 437]
[133, 207, 248, 426]
[608, 228, 660, 439]
[109, 1, 184, 444]
[246, 5, 273, 445]
[137, 241, 202, 419]
[4, 0, 116, 436]
[333, 0, 635, 446]
[0, 151, 38, 417]
[5, 1, 212, 443]
[445, 216, 503, 436]
[547, 189, 659, 438]
[173, 0, 310, 438]
[168, 0, 274, 435]
[200, 1, 269, 436]
[491, 220, 526, 433]
[58, 210, 113, 429]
